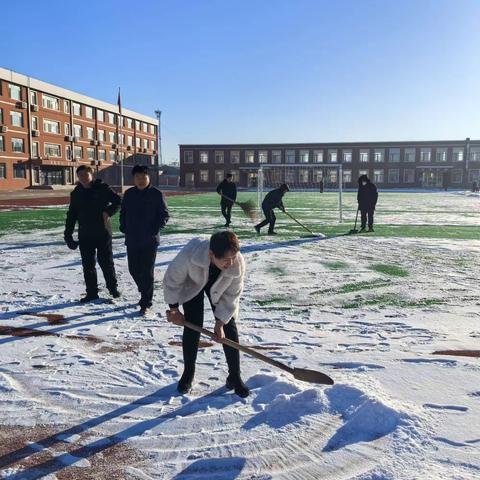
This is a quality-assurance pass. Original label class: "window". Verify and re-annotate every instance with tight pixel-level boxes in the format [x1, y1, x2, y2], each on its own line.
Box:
[143, 123, 148, 133]
[97, 110, 104, 122]
[98, 130, 105, 142]
[9, 84, 21, 100]
[245, 150, 254, 163]
[44, 143, 61, 157]
[328, 149, 337, 163]
[420, 148, 431, 162]
[87, 148, 95, 160]
[73, 124, 82, 138]
[404, 168, 415, 183]
[150, 125, 155, 135]
[185, 172, 195, 187]
[313, 150, 323, 163]
[184, 151, 193, 163]
[64, 100, 70, 114]
[31, 117, 38, 130]
[200, 170, 209, 182]
[313, 169, 323, 182]
[343, 169, 352, 183]
[327, 169, 337, 183]
[299, 150, 309, 163]
[143, 138, 148, 149]
[127, 135, 133, 146]
[215, 151, 224, 164]
[118, 133, 125, 145]
[470, 147, 480, 161]
[230, 170, 239, 182]
[285, 170, 295, 183]
[74, 146, 83, 159]
[107, 151, 115, 162]
[126, 118, 133, 129]
[374, 149, 384, 163]
[343, 150, 352, 163]
[360, 149, 369, 162]
[272, 150, 282, 163]
[230, 150, 240, 164]
[109, 131, 116, 144]
[358, 169, 368, 178]
[32, 142, 39, 157]
[389, 148, 400, 162]
[453, 147, 464, 161]
[0, 108, 3, 124]
[72, 103, 81, 116]
[286, 150, 295, 163]
[151, 140, 155, 150]
[10, 111, 23, 128]
[86, 127, 94, 140]
[66, 145, 72, 160]
[388, 168, 399, 183]
[64, 123, 70, 136]
[12, 138, 24, 153]
[200, 151, 209, 163]
[13, 163, 26, 178]
[468, 169, 480, 183]
[215, 170, 224, 182]
[258, 150, 268, 163]
[299, 169, 309, 183]
[135, 137, 141, 148]
[405, 148, 416, 162]
[0, 163, 6, 179]
[108, 112, 115, 124]
[85, 106, 94, 119]
[373, 169, 384, 183]
[30, 91, 37, 105]
[98, 149, 106, 161]
[135, 120, 140, 130]
[436, 148, 447, 162]
[0, 136, 4, 152]
[43, 119, 60, 134]
[451, 169, 463, 183]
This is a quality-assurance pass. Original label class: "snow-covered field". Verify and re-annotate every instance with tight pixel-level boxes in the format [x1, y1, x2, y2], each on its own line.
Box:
[0, 192, 479, 479]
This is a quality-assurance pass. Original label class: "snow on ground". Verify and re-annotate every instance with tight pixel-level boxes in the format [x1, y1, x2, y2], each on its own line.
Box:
[0, 194, 479, 479]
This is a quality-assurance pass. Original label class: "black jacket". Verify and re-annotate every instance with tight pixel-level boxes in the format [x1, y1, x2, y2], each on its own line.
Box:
[216, 179, 237, 203]
[262, 187, 286, 211]
[357, 175, 378, 210]
[64, 179, 121, 241]
[119, 184, 170, 248]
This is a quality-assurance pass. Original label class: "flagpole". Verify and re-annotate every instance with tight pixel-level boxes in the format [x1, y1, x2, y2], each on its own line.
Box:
[117, 87, 124, 192]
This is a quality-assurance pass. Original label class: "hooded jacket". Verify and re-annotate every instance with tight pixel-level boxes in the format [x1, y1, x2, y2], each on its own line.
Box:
[357, 175, 378, 210]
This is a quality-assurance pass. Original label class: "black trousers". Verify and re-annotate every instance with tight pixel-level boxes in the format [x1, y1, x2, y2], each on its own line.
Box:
[182, 288, 240, 380]
[127, 243, 157, 308]
[221, 201, 233, 225]
[360, 209, 375, 229]
[79, 235, 117, 296]
[256, 206, 276, 233]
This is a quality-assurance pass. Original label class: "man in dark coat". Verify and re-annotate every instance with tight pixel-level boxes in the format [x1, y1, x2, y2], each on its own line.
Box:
[64, 165, 121, 303]
[120, 165, 170, 315]
[254, 183, 289, 235]
[216, 173, 237, 227]
[357, 174, 378, 232]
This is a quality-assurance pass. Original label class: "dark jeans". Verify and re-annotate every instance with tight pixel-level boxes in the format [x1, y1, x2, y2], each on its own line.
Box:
[181, 288, 240, 381]
[221, 201, 233, 225]
[360, 208, 375, 229]
[256, 206, 276, 233]
[127, 242, 157, 308]
[79, 235, 117, 296]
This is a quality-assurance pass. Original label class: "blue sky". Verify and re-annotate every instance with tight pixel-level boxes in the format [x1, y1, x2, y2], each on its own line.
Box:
[3, 0, 480, 163]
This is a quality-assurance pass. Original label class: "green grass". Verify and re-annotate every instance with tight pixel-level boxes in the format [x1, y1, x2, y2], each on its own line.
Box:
[321, 261, 349, 270]
[342, 293, 446, 309]
[369, 263, 409, 277]
[312, 279, 392, 295]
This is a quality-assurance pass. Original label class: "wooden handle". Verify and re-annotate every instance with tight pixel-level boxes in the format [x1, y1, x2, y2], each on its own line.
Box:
[282, 210, 317, 236]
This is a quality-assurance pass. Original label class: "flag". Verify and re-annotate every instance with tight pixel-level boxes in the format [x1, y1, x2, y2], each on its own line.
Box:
[117, 87, 122, 116]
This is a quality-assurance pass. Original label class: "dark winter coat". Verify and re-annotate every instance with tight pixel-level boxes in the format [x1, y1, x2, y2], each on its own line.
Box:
[262, 187, 286, 211]
[119, 184, 170, 248]
[216, 180, 237, 204]
[64, 179, 121, 241]
[357, 175, 378, 211]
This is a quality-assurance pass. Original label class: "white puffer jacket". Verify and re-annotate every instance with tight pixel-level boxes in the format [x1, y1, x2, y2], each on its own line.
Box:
[163, 238, 245, 324]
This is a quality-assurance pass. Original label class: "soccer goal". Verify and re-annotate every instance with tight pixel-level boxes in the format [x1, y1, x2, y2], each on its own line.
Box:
[256, 164, 344, 223]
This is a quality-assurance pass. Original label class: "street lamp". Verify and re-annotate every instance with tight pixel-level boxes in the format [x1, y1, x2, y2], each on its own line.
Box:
[154, 110, 162, 167]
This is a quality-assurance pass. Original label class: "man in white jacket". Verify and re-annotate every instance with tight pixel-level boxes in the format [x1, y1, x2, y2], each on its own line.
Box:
[164, 231, 249, 398]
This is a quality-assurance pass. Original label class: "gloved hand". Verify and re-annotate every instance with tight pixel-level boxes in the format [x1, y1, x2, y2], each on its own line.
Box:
[65, 236, 79, 250]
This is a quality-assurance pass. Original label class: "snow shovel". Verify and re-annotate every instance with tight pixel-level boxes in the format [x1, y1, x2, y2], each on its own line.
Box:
[348, 208, 360, 234]
[220, 193, 257, 222]
[282, 209, 319, 237]
[178, 317, 334, 385]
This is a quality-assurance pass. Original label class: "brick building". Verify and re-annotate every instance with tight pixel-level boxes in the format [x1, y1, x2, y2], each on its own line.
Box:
[179, 140, 480, 190]
[0, 67, 158, 190]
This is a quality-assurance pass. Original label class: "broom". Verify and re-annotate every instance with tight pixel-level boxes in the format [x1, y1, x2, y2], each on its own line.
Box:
[220, 194, 257, 222]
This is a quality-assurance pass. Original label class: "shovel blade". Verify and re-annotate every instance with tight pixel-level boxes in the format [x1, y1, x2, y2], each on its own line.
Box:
[293, 368, 334, 385]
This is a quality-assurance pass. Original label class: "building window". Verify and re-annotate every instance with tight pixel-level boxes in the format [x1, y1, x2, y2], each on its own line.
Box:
[30, 91, 37, 105]
[285, 170, 295, 183]
[66, 145, 72, 160]
[135, 137, 141, 148]
[9, 84, 21, 100]
[98, 130, 105, 142]
[451, 169, 463, 183]
[404, 168, 415, 183]
[373, 169, 384, 183]
[12, 138, 24, 153]
[64, 123, 70, 136]
[109, 132, 116, 144]
[328, 169, 338, 184]
[313, 150, 323, 163]
[32, 117, 39, 130]
[215, 151, 224, 164]
[10, 111, 23, 128]
[127, 135, 133, 147]
[0, 136, 4, 152]
[143, 123, 148, 133]
[43, 119, 60, 134]
[126, 118, 132, 128]
[135, 120, 140, 130]
[298, 150, 308, 163]
[87, 148, 95, 160]
[343, 150, 352, 163]
[109, 151, 116, 162]
[259, 150, 268, 163]
[245, 150, 254, 163]
[313, 169, 323, 182]
[32, 142, 39, 157]
[358, 169, 369, 178]
[199, 151, 209, 163]
[143, 138, 148, 149]
[420, 148, 431, 162]
[215, 170, 224, 183]
[108, 112, 115, 124]
[470, 147, 480, 161]
[405, 148, 415, 162]
[74, 146, 83, 159]
[272, 150, 282, 163]
[183, 151, 193, 164]
[200, 170, 209, 182]
[13, 163, 26, 178]
[343, 169, 352, 183]
[286, 150, 295, 163]
[328, 149, 337, 163]
[229, 150, 240, 164]
[86, 127, 94, 140]
[0, 108, 3, 124]
[436, 148, 447, 162]
[72, 103, 81, 116]
[73, 124, 82, 138]
[150, 140, 155, 150]
[45, 143, 61, 157]
[85, 106, 94, 119]
[468, 169, 480, 183]
[0, 163, 6, 179]
[453, 147, 464, 161]
[63, 100, 70, 114]
[98, 149, 106, 161]
[118, 133, 124, 145]
[388, 168, 399, 183]
[374, 149, 384, 163]
[360, 149, 369, 162]
[389, 148, 400, 162]
[299, 169, 309, 183]
[230, 170, 239, 182]
[185, 172, 195, 186]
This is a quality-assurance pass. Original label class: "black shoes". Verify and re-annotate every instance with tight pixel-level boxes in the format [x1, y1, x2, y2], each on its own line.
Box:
[254, 225, 261, 234]
[368, 227, 374, 232]
[109, 288, 121, 298]
[177, 372, 194, 394]
[79, 293, 99, 303]
[359, 227, 366, 232]
[225, 375, 250, 398]
[267, 231, 277, 235]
